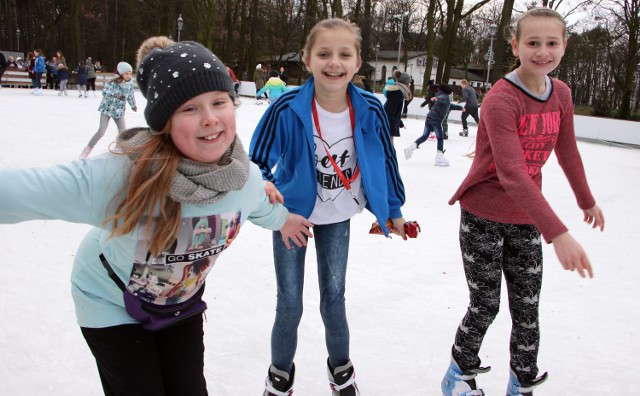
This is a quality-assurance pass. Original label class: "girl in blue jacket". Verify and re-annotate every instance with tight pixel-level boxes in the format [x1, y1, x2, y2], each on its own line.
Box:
[0, 36, 311, 396]
[32, 48, 46, 95]
[250, 18, 407, 396]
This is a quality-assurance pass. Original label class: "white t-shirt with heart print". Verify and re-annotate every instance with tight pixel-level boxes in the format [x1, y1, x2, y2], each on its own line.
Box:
[308, 101, 366, 225]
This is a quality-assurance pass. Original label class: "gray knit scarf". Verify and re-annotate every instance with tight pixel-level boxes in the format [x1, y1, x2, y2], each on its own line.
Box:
[396, 82, 413, 101]
[120, 128, 250, 205]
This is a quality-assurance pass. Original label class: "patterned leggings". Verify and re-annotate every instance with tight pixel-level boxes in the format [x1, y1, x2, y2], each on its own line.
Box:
[452, 209, 543, 383]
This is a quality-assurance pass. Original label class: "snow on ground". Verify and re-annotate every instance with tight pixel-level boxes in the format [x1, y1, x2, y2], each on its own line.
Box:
[0, 87, 638, 395]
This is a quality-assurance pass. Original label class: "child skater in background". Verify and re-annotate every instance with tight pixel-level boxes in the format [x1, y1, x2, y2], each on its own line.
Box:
[404, 83, 453, 166]
[0, 36, 311, 396]
[250, 18, 407, 396]
[442, 8, 605, 396]
[256, 69, 290, 104]
[79, 62, 137, 158]
[56, 63, 70, 96]
[74, 60, 88, 98]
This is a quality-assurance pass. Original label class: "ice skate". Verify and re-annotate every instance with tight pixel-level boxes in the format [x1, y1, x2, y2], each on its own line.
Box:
[263, 364, 294, 396]
[435, 150, 450, 166]
[506, 370, 548, 396]
[459, 129, 469, 137]
[404, 143, 418, 160]
[328, 359, 360, 396]
[441, 357, 490, 396]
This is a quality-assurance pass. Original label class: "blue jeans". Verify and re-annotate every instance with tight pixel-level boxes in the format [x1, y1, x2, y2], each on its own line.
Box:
[416, 118, 444, 152]
[271, 220, 351, 373]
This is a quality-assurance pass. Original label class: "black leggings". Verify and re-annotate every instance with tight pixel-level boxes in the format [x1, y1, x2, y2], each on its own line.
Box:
[461, 106, 480, 130]
[87, 78, 97, 91]
[81, 315, 208, 396]
[452, 209, 543, 383]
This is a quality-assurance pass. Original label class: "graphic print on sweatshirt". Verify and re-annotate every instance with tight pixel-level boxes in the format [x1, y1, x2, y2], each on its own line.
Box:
[485, 111, 560, 177]
[517, 111, 560, 176]
[127, 210, 242, 305]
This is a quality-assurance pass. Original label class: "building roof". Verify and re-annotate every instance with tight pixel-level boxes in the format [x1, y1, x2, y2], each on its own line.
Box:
[376, 50, 431, 60]
[449, 68, 485, 82]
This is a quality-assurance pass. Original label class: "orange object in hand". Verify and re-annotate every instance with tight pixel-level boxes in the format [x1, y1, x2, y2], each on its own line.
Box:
[369, 219, 421, 238]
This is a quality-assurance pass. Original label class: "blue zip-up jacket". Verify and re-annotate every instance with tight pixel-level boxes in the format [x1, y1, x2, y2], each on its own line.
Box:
[34, 55, 46, 73]
[249, 78, 405, 235]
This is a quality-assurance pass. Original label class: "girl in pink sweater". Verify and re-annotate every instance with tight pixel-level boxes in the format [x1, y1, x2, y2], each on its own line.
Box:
[442, 8, 605, 396]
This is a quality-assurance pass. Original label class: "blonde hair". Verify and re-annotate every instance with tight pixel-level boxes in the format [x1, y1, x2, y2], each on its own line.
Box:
[511, 7, 567, 40]
[302, 18, 362, 65]
[105, 125, 182, 256]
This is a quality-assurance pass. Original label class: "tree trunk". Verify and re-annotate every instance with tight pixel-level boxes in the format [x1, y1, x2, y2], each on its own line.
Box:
[491, 0, 515, 84]
[422, 0, 437, 92]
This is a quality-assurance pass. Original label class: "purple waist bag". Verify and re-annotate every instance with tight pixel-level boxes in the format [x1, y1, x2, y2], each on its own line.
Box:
[100, 254, 207, 331]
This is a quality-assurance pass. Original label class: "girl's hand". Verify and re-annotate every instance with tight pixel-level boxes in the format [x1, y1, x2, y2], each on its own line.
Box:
[280, 214, 314, 249]
[583, 205, 605, 231]
[265, 181, 284, 205]
[391, 217, 408, 240]
[552, 232, 593, 278]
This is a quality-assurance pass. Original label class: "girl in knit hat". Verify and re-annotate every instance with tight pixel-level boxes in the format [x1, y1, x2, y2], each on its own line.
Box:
[79, 61, 138, 158]
[0, 36, 311, 395]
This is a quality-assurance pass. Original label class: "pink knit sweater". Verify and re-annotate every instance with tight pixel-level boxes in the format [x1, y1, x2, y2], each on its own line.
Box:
[449, 78, 595, 243]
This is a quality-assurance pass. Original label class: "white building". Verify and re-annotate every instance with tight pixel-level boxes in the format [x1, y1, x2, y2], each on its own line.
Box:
[371, 50, 484, 92]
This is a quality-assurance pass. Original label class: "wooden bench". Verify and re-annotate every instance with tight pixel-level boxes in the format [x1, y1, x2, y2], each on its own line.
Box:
[1, 69, 138, 89]
[0, 69, 43, 88]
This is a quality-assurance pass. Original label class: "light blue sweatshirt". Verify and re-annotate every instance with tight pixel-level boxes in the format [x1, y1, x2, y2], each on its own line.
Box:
[0, 151, 288, 328]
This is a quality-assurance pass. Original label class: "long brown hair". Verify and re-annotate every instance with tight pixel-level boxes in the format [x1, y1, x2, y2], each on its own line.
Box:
[104, 125, 182, 256]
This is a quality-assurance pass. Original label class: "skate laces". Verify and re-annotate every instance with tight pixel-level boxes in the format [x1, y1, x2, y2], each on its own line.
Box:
[329, 375, 356, 391]
[264, 381, 293, 396]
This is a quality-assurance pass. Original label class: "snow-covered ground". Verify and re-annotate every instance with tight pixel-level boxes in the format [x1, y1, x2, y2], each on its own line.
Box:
[0, 87, 637, 395]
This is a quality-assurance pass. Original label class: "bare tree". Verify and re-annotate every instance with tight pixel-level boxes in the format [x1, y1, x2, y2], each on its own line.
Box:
[606, 0, 640, 118]
[435, 0, 490, 84]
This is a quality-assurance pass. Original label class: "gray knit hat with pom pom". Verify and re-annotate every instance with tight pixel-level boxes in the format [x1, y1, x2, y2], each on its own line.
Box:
[136, 36, 233, 131]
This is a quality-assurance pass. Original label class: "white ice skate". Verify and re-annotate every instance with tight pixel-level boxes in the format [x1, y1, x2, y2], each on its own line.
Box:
[404, 143, 418, 160]
[435, 150, 450, 166]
